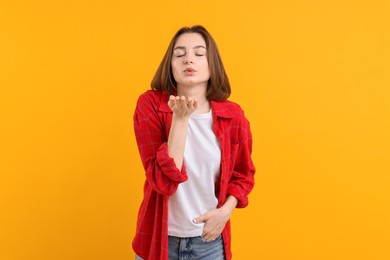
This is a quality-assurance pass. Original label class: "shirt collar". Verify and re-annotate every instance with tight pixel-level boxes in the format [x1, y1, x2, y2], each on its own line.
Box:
[158, 92, 172, 113]
[210, 100, 233, 118]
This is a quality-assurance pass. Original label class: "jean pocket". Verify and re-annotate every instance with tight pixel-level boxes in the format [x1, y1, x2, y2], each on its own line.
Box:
[196, 234, 222, 243]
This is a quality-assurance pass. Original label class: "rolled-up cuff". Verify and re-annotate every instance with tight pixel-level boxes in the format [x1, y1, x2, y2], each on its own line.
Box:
[226, 185, 248, 208]
[156, 142, 187, 183]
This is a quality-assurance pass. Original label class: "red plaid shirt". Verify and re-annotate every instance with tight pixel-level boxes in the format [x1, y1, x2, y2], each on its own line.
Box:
[132, 90, 255, 260]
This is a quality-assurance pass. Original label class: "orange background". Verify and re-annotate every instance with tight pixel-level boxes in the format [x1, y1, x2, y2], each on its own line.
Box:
[1, 0, 389, 259]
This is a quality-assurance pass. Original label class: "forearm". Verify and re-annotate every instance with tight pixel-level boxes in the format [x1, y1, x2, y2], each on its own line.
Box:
[219, 195, 238, 218]
[167, 115, 189, 170]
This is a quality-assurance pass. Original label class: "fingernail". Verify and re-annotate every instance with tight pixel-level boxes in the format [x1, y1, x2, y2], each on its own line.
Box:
[192, 219, 197, 224]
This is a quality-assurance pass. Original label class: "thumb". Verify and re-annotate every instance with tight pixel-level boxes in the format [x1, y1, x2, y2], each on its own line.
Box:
[193, 213, 208, 224]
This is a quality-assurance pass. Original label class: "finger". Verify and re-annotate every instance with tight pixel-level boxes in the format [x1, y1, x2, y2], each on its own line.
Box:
[177, 96, 186, 107]
[202, 235, 211, 242]
[175, 96, 181, 102]
[175, 96, 180, 104]
[193, 214, 206, 224]
[206, 236, 215, 242]
[201, 233, 215, 242]
[193, 99, 199, 109]
[187, 97, 194, 109]
[201, 230, 209, 241]
[168, 95, 176, 108]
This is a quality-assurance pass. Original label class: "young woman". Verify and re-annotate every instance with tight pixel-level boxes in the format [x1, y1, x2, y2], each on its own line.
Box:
[133, 25, 255, 260]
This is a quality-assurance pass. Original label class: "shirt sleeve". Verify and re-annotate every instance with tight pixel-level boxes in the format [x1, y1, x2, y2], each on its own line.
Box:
[226, 112, 256, 208]
[133, 92, 188, 196]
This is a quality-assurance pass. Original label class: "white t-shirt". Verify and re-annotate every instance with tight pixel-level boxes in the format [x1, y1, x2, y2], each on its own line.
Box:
[168, 110, 221, 237]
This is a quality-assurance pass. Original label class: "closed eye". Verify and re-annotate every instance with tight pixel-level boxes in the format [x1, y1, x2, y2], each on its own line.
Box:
[173, 49, 186, 57]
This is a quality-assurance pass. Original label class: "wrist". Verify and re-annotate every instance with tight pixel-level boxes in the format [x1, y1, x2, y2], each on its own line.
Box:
[219, 196, 238, 219]
[172, 113, 191, 122]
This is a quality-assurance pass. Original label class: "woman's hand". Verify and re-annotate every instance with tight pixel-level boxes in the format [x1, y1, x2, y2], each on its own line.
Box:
[168, 95, 198, 119]
[193, 196, 238, 241]
[193, 208, 230, 241]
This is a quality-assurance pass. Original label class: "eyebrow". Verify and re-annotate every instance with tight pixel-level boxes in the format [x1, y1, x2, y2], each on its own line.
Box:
[173, 45, 206, 50]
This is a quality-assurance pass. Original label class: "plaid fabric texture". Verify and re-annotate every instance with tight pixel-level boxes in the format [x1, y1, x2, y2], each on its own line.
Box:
[132, 90, 255, 260]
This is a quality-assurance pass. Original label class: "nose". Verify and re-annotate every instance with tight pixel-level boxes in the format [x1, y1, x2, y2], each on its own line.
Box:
[183, 55, 194, 64]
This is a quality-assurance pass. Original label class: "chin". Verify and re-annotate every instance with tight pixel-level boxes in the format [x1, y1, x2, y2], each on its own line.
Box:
[179, 80, 197, 86]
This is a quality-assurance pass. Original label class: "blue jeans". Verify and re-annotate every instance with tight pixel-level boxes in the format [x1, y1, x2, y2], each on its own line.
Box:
[135, 235, 225, 260]
[168, 235, 225, 260]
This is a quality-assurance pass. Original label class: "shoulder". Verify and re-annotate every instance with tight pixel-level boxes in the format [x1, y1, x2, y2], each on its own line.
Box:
[136, 89, 166, 107]
[137, 89, 163, 102]
[212, 99, 246, 119]
[224, 100, 244, 114]
[135, 89, 172, 115]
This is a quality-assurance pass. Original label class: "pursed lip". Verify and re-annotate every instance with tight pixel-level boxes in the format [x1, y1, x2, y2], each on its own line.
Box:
[184, 68, 196, 72]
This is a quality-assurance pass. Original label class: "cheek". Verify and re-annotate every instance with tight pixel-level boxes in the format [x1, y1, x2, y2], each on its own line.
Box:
[171, 62, 180, 77]
[171, 66, 184, 83]
[203, 61, 211, 77]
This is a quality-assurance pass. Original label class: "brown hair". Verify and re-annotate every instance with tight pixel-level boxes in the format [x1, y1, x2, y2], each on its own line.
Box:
[151, 25, 231, 101]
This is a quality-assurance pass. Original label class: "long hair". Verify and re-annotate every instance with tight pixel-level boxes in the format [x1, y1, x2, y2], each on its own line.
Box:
[151, 25, 231, 101]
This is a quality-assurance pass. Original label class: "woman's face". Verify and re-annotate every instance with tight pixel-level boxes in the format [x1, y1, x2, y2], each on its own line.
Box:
[171, 33, 210, 89]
